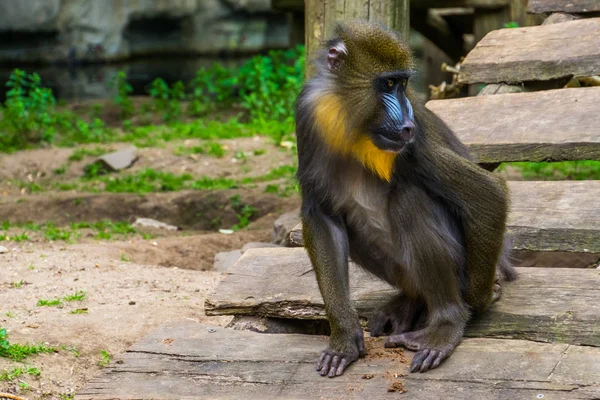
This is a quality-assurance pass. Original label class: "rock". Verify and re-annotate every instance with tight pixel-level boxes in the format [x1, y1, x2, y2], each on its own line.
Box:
[213, 250, 242, 272]
[97, 146, 138, 172]
[133, 218, 178, 231]
[241, 242, 280, 254]
[271, 208, 300, 246]
[0, 0, 290, 64]
[0, 246, 8, 254]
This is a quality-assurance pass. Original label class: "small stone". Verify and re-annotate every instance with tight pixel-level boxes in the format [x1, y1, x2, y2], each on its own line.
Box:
[208, 328, 217, 333]
[129, 301, 136, 305]
[271, 208, 301, 245]
[219, 229, 234, 235]
[0, 246, 8, 254]
[133, 218, 178, 231]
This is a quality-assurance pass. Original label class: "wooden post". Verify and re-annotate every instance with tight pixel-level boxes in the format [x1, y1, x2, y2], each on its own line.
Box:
[305, 0, 410, 77]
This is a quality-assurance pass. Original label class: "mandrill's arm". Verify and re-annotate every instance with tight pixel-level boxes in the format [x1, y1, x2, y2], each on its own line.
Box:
[419, 144, 509, 313]
[301, 204, 366, 377]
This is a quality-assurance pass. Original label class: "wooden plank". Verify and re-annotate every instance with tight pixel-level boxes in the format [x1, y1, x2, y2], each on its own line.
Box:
[288, 181, 600, 253]
[528, 0, 600, 14]
[205, 248, 600, 346]
[274, 0, 509, 12]
[458, 18, 600, 84]
[305, 0, 409, 78]
[76, 322, 600, 400]
[426, 87, 600, 163]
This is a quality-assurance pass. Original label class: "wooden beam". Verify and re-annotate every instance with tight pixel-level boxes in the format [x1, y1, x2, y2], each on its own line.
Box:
[289, 180, 600, 253]
[427, 86, 600, 163]
[76, 322, 600, 399]
[528, 0, 600, 14]
[205, 248, 600, 346]
[305, 0, 409, 77]
[459, 17, 600, 84]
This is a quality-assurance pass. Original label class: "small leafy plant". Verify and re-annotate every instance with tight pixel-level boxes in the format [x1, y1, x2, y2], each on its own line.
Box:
[110, 71, 134, 119]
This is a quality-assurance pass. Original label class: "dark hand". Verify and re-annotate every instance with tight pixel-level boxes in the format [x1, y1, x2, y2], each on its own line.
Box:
[316, 327, 365, 377]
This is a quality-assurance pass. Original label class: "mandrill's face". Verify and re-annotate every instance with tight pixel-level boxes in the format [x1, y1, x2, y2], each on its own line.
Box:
[369, 71, 415, 153]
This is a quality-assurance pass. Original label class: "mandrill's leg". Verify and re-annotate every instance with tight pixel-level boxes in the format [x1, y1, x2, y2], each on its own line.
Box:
[369, 294, 425, 337]
[302, 205, 365, 378]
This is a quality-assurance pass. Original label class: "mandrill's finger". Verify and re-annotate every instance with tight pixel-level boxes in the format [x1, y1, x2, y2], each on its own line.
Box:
[419, 350, 438, 372]
[317, 351, 327, 371]
[328, 355, 341, 378]
[431, 352, 444, 369]
[410, 349, 429, 373]
[319, 354, 332, 376]
[336, 357, 349, 376]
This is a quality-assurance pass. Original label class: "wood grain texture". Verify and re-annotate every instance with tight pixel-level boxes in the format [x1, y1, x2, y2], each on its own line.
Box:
[305, 0, 409, 77]
[205, 248, 600, 346]
[76, 322, 600, 400]
[426, 86, 600, 163]
[288, 181, 600, 253]
[528, 0, 600, 14]
[458, 18, 600, 84]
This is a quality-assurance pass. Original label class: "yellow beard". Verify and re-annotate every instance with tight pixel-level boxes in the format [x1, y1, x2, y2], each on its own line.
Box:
[313, 93, 396, 182]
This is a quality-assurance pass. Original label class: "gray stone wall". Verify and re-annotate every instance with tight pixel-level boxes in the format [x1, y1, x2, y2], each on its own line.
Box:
[0, 0, 290, 63]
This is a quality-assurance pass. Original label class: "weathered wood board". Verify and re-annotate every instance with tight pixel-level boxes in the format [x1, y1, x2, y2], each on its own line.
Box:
[205, 248, 600, 346]
[528, 0, 600, 14]
[288, 181, 600, 253]
[458, 18, 600, 84]
[426, 86, 600, 163]
[76, 322, 600, 400]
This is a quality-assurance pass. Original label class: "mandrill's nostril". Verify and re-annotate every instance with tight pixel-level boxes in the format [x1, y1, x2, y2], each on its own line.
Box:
[400, 121, 414, 142]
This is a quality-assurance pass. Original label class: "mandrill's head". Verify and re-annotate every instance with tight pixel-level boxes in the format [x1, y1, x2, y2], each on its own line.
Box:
[308, 22, 417, 181]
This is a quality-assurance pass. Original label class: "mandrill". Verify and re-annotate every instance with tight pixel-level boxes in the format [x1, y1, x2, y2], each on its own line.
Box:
[294, 21, 515, 377]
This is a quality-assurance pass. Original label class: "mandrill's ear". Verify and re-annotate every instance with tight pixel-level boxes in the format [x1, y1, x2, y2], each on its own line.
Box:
[327, 41, 348, 72]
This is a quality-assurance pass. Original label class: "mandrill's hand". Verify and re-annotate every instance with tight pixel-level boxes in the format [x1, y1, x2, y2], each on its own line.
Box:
[317, 326, 366, 377]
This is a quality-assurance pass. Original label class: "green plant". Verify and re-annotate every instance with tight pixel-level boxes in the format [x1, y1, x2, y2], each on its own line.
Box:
[237, 45, 305, 122]
[69, 308, 88, 314]
[188, 64, 237, 115]
[148, 78, 185, 122]
[11, 280, 24, 288]
[498, 161, 600, 180]
[98, 350, 111, 367]
[37, 298, 63, 307]
[110, 71, 134, 119]
[0, 328, 56, 361]
[503, 21, 519, 28]
[0, 69, 56, 150]
[229, 195, 257, 230]
[64, 290, 87, 302]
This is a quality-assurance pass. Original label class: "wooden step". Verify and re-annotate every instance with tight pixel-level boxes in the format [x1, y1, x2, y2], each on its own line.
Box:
[458, 18, 600, 84]
[205, 247, 600, 346]
[288, 181, 600, 253]
[528, 0, 600, 14]
[76, 322, 600, 399]
[426, 86, 600, 163]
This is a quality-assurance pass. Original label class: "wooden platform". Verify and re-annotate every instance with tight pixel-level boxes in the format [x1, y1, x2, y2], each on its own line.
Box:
[76, 322, 600, 400]
[287, 181, 600, 253]
[458, 18, 600, 84]
[426, 86, 600, 163]
[528, 0, 600, 14]
[205, 248, 600, 346]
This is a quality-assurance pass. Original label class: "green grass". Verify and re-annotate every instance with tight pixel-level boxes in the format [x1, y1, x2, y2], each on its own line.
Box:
[499, 161, 600, 180]
[64, 290, 87, 302]
[100, 168, 193, 194]
[68, 308, 88, 315]
[68, 146, 111, 161]
[0, 366, 40, 382]
[11, 280, 24, 288]
[98, 350, 111, 367]
[36, 298, 63, 307]
[0, 328, 56, 361]
[37, 290, 86, 307]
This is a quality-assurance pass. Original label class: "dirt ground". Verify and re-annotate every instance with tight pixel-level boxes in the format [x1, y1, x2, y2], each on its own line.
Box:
[0, 135, 300, 398]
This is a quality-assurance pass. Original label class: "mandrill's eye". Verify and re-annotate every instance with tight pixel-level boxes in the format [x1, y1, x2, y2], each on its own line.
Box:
[386, 78, 396, 88]
[401, 79, 408, 87]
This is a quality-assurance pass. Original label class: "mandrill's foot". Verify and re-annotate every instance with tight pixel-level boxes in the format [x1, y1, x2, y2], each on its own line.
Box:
[385, 321, 464, 373]
[368, 294, 425, 337]
[317, 326, 365, 378]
